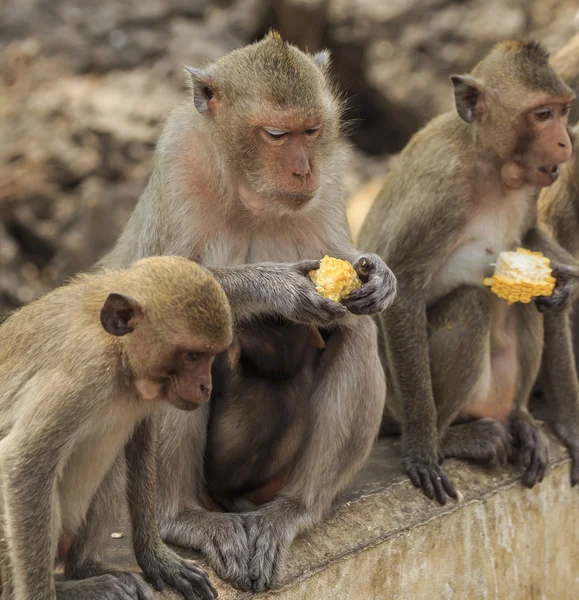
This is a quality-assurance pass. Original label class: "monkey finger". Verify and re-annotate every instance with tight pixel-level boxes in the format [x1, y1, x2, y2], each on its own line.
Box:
[496, 442, 509, 468]
[417, 468, 437, 502]
[178, 566, 218, 600]
[149, 574, 165, 591]
[522, 453, 542, 488]
[432, 475, 449, 506]
[168, 577, 196, 600]
[440, 471, 458, 500]
[295, 260, 321, 274]
[402, 462, 422, 490]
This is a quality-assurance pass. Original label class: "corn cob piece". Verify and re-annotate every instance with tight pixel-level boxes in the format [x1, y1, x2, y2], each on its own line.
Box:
[483, 248, 556, 305]
[309, 255, 363, 302]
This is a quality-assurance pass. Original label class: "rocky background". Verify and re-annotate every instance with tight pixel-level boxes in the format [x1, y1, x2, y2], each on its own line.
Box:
[1, 0, 578, 316]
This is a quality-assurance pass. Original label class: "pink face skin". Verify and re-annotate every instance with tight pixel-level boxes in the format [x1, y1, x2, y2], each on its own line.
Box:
[135, 346, 221, 411]
[516, 97, 575, 188]
[238, 113, 325, 216]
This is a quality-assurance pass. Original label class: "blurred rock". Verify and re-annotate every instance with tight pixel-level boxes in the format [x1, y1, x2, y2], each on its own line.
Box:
[1, 0, 578, 316]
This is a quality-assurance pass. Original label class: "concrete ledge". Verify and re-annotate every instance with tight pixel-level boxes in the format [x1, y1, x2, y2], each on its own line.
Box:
[100, 433, 579, 599]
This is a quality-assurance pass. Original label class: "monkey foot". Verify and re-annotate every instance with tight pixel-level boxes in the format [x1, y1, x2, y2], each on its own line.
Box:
[402, 455, 458, 505]
[509, 415, 549, 488]
[440, 419, 512, 468]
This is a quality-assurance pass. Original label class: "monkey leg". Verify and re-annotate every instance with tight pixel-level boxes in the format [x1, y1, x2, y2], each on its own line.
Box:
[423, 287, 512, 469]
[428, 286, 493, 431]
[440, 419, 511, 467]
[241, 316, 385, 592]
[64, 456, 155, 600]
[539, 309, 579, 487]
[508, 303, 549, 488]
[155, 404, 251, 591]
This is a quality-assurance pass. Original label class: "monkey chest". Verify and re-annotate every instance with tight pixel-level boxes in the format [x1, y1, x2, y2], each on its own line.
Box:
[57, 402, 150, 537]
[430, 190, 534, 301]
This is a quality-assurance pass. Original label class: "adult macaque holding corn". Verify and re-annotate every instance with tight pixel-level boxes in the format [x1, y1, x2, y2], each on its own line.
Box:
[359, 40, 579, 504]
[73, 33, 397, 594]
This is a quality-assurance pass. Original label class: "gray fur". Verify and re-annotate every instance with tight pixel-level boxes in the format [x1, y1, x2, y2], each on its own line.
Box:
[79, 34, 396, 592]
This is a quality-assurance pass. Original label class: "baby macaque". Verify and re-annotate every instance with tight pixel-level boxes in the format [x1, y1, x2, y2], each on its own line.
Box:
[0, 256, 231, 600]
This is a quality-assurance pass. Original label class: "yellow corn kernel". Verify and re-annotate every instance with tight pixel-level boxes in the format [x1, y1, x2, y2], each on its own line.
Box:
[483, 248, 556, 305]
[309, 256, 363, 302]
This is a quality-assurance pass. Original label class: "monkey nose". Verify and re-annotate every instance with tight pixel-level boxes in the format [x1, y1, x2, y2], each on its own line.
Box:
[200, 383, 212, 397]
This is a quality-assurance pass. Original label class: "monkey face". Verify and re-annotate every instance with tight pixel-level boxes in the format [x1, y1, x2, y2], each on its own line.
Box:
[235, 114, 327, 215]
[134, 346, 219, 411]
[452, 42, 576, 190]
[515, 98, 575, 187]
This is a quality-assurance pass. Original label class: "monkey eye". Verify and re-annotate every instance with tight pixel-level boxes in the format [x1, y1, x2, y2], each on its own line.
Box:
[535, 109, 553, 122]
[305, 126, 321, 137]
[562, 104, 572, 116]
[184, 351, 204, 363]
[263, 127, 289, 139]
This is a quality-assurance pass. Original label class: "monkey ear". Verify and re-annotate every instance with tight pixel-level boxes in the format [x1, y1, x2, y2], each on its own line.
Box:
[450, 75, 486, 123]
[312, 50, 331, 73]
[100, 293, 143, 337]
[185, 66, 219, 117]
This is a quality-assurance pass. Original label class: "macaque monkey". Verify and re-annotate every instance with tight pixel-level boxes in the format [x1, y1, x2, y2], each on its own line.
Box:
[69, 32, 397, 593]
[206, 317, 324, 511]
[0, 256, 230, 600]
[358, 41, 579, 504]
[537, 30, 579, 448]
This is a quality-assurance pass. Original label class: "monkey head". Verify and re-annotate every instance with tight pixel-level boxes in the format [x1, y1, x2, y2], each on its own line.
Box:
[100, 257, 232, 410]
[451, 41, 576, 189]
[185, 31, 342, 217]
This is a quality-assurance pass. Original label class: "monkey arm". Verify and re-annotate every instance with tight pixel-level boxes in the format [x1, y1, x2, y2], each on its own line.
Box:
[206, 263, 346, 325]
[1, 372, 81, 599]
[125, 417, 217, 600]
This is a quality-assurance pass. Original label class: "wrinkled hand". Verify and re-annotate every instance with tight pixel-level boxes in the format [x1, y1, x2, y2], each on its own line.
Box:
[402, 454, 457, 505]
[535, 264, 579, 313]
[263, 261, 347, 326]
[342, 254, 397, 316]
[509, 414, 548, 488]
[138, 546, 217, 600]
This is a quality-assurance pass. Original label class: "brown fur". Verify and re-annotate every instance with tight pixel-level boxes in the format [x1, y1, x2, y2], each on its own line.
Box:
[359, 40, 578, 504]
[0, 256, 229, 600]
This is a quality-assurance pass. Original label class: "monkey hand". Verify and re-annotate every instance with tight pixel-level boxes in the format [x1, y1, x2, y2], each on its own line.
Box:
[552, 421, 579, 488]
[402, 454, 457, 506]
[242, 498, 302, 593]
[264, 261, 347, 325]
[535, 264, 579, 313]
[341, 254, 397, 315]
[137, 545, 218, 600]
[508, 413, 548, 488]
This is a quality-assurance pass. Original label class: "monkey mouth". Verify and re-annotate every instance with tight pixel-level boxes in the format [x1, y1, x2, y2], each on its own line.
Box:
[277, 190, 317, 208]
[538, 164, 560, 180]
[170, 395, 202, 411]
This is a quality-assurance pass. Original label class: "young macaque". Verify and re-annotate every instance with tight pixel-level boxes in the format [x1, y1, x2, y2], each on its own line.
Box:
[359, 40, 579, 504]
[0, 256, 230, 600]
